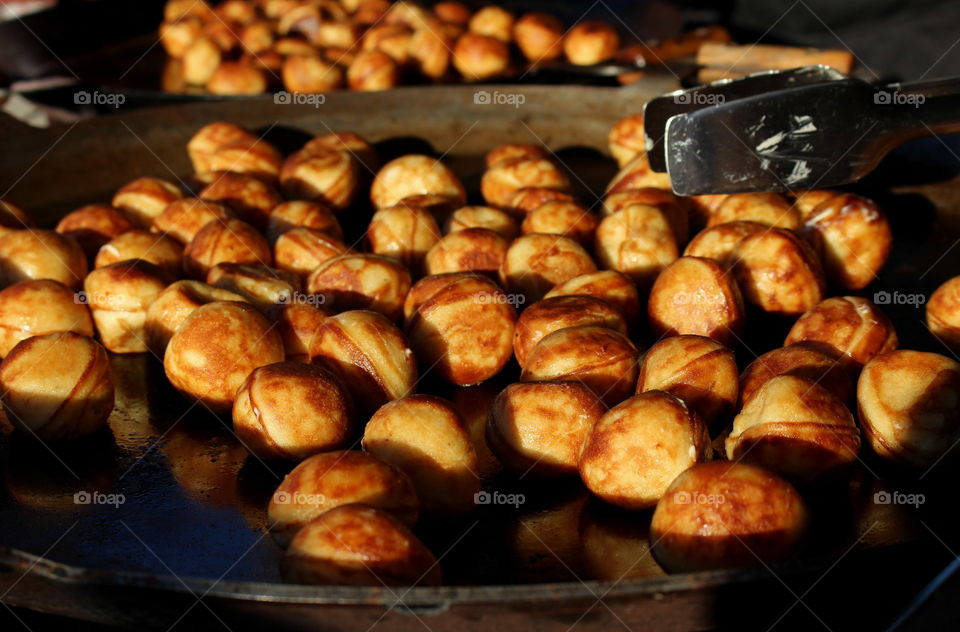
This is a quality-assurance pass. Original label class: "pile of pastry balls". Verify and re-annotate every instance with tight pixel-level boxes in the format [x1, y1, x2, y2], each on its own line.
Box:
[159, 0, 629, 95]
[1, 113, 959, 586]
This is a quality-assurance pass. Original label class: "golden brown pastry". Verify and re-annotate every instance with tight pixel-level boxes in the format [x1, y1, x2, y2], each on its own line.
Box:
[347, 49, 400, 90]
[858, 350, 960, 467]
[267, 300, 329, 362]
[521, 325, 638, 406]
[650, 462, 807, 573]
[647, 256, 745, 346]
[203, 136, 284, 184]
[302, 132, 380, 174]
[265, 200, 341, 244]
[452, 32, 510, 80]
[0, 229, 87, 290]
[268, 450, 419, 547]
[181, 36, 222, 85]
[485, 143, 551, 169]
[508, 187, 576, 215]
[55, 204, 136, 259]
[730, 228, 825, 316]
[521, 201, 597, 247]
[363, 394, 479, 512]
[607, 114, 646, 167]
[579, 391, 710, 509]
[371, 155, 466, 209]
[482, 156, 572, 209]
[182, 218, 271, 279]
[282, 55, 343, 92]
[488, 381, 605, 476]
[468, 6, 513, 41]
[0, 332, 113, 440]
[595, 204, 679, 288]
[306, 254, 411, 321]
[144, 280, 246, 354]
[367, 204, 442, 272]
[445, 206, 518, 239]
[682, 220, 766, 265]
[361, 24, 413, 64]
[280, 149, 359, 212]
[402, 272, 477, 322]
[406, 275, 516, 385]
[544, 269, 641, 324]
[160, 18, 204, 58]
[784, 296, 897, 373]
[434, 1, 471, 25]
[450, 383, 503, 480]
[240, 21, 274, 53]
[424, 227, 508, 277]
[802, 193, 891, 290]
[233, 362, 353, 460]
[602, 188, 689, 244]
[273, 227, 352, 281]
[164, 301, 284, 413]
[83, 259, 170, 354]
[499, 233, 597, 302]
[94, 230, 183, 278]
[513, 295, 626, 368]
[726, 375, 860, 484]
[513, 11, 564, 62]
[198, 172, 282, 230]
[0, 280, 94, 358]
[207, 262, 300, 312]
[282, 505, 440, 586]
[187, 122, 259, 175]
[739, 343, 852, 407]
[927, 275, 960, 353]
[311, 310, 417, 414]
[637, 335, 738, 431]
[408, 25, 452, 79]
[112, 177, 183, 228]
[605, 154, 671, 193]
[791, 190, 839, 219]
[564, 21, 619, 65]
[708, 193, 800, 230]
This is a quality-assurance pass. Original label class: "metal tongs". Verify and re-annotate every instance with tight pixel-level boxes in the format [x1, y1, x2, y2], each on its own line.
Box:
[643, 66, 960, 196]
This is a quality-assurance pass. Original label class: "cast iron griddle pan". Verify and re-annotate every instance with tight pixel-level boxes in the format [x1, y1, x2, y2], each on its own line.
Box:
[0, 85, 959, 631]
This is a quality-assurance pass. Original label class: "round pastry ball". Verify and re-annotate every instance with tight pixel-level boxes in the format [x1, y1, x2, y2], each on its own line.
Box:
[266, 200, 342, 244]
[233, 362, 352, 460]
[367, 204, 442, 272]
[682, 220, 766, 266]
[306, 254, 411, 321]
[740, 343, 853, 407]
[268, 450, 419, 547]
[198, 172, 282, 230]
[637, 335, 738, 431]
[514, 11, 564, 62]
[55, 204, 136, 258]
[0, 280, 94, 358]
[207, 262, 300, 312]
[371, 155, 466, 209]
[311, 310, 417, 414]
[188, 122, 259, 175]
[182, 36, 221, 84]
[302, 132, 380, 174]
[280, 149, 359, 212]
[927, 275, 960, 353]
[508, 187, 576, 215]
[802, 193, 891, 290]
[468, 5, 513, 41]
[95, 230, 183, 278]
[0, 332, 113, 440]
[709, 193, 800, 230]
[650, 461, 807, 573]
[858, 350, 960, 467]
[182, 218, 271, 279]
[144, 280, 246, 354]
[521, 325, 638, 406]
[544, 269, 641, 324]
[564, 21, 619, 65]
[595, 204, 679, 288]
[347, 49, 400, 90]
[434, 1, 471, 24]
[647, 256, 745, 347]
[481, 156, 571, 209]
[160, 18, 204, 57]
[281, 55, 343, 93]
[164, 301, 284, 413]
[267, 301, 329, 362]
[408, 24, 452, 79]
[499, 233, 597, 303]
[424, 227, 508, 277]
[274, 227, 352, 281]
[521, 201, 597, 247]
[488, 381, 605, 477]
[731, 228, 825, 316]
[485, 143, 551, 169]
[445, 206, 518, 239]
[0, 229, 87, 290]
[361, 24, 413, 64]
[363, 394, 480, 513]
[453, 32, 509, 80]
[112, 177, 182, 229]
[402, 272, 478, 322]
[513, 295, 626, 368]
[727, 375, 860, 484]
[83, 259, 170, 354]
[785, 296, 897, 373]
[602, 188, 689, 244]
[282, 505, 440, 586]
[579, 391, 710, 509]
[204, 136, 283, 183]
[152, 198, 234, 245]
[792, 190, 840, 219]
[406, 275, 516, 385]
[607, 113, 646, 167]
[605, 154, 671, 194]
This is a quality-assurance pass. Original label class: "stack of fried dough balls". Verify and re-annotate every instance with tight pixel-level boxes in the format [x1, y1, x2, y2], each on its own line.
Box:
[2, 110, 953, 589]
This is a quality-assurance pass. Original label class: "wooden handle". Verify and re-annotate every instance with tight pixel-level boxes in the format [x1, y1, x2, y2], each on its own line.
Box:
[696, 42, 855, 76]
